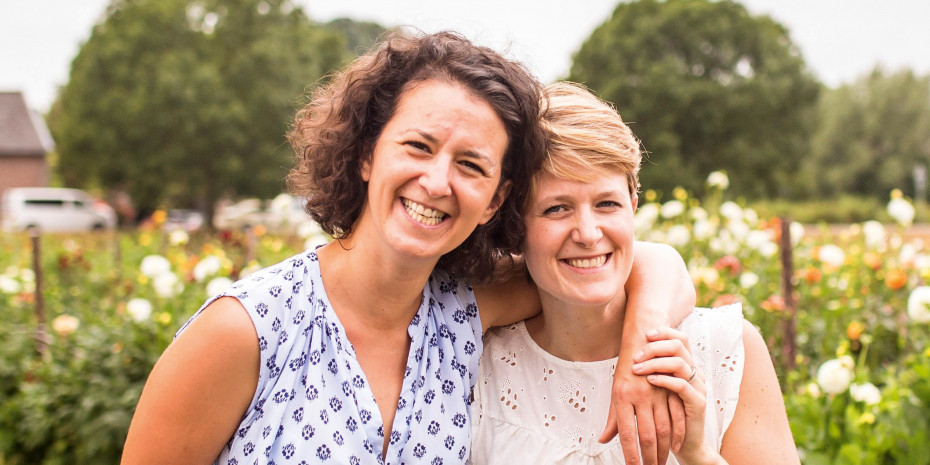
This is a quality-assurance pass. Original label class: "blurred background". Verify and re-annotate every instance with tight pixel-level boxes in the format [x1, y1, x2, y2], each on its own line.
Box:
[2, 1, 930, 464]
[2, 0, 929, 226]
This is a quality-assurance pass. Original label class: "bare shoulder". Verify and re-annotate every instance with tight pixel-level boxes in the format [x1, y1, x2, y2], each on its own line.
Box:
[718, 320, 800, 465]
[121, 297, 260, 464]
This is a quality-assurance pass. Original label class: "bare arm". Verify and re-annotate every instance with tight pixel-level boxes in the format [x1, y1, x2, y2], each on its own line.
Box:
[603, 241, 696, 465]
[718, 321, 800, 464]
[474, 263, 541, 333]
[121, 297, 259, 465]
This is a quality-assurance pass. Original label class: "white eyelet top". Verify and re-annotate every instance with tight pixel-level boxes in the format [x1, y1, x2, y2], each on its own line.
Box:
[470, 304, 745, 465]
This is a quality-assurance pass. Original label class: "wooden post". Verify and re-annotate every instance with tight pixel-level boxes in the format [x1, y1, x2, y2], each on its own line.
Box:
[30, 228, 47, 356]
[779, 217, 797, 370]
[113, 229, 122, 281]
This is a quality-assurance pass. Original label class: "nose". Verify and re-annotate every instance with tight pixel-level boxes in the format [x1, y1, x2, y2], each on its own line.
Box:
[571, 209, 603, 247]
[418, 156, 453, 198]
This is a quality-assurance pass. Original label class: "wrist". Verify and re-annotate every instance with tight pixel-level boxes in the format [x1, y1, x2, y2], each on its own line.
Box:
[677, 444, 726, 465]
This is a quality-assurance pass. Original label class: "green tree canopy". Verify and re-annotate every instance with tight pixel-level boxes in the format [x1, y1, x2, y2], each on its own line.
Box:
[802, 69, 930, 200]
[568, 0, 820, 199]
[48, 0, 384, 220]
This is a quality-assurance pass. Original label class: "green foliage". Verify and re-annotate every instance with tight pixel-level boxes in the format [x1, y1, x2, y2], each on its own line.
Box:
[568, 0, 819, 200]
[47, 0, 385, 218]
[802, 69, 930, 201]
[751, 194, 930, 225]
[0, 228, 312, 464]
[749, 194, 886, 224]
[4, 185, 930, 461]
[638, 184, 930, 462]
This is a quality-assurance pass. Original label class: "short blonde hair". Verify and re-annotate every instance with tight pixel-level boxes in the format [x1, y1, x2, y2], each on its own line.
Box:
[528, 81, 641, 211]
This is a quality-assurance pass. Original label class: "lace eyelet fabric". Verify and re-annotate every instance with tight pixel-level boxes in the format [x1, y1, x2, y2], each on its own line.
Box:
[470, 304, 745, 465]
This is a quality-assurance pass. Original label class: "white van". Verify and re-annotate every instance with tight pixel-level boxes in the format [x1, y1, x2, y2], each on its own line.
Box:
[0, 187, 117, 233]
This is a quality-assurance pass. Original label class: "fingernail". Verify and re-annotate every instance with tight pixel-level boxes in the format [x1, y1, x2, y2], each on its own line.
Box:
[646, 329, 658, 338]
[673, 442, 681, 452]
[634, 350, 644, 361]
[647, 375, 657, 382]
[632, 363, 643, 372]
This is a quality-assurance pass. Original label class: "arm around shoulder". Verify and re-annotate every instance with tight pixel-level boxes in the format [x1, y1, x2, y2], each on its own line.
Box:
[718, 321, 800, 465]
[121, 297, 260, 465]
[625, 241, 695, 329]
[474, 266, 541, 332]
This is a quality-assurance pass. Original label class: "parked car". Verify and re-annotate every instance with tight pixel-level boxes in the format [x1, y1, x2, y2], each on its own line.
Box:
[0, 187, 117, 233]
[213, 194, 307, 234]
[164, 209, 205, 232]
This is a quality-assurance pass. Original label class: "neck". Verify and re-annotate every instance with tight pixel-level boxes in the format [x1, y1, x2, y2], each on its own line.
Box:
[317, 234, 437, 331]
[525, 292, 627, 362]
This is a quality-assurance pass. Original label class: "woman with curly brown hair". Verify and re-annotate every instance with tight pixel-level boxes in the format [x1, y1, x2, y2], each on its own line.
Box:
[122, 31, 693, 465]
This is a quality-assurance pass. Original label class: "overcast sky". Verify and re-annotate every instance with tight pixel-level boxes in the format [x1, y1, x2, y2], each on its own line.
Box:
[2, 0, 929, 112]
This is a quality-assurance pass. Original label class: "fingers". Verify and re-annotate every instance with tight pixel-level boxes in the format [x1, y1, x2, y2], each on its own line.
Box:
[614, 404, 642, 464]
[646, 373, 704, 404]
[634, 335, 690, 364]
[652, 392, 672, 464]
[598, 403, 619, 443]
[645, 326, 689, 344]
[668, 393, 687, 452]
[632, 356, 694, 379]
[635, 407, 658, 465]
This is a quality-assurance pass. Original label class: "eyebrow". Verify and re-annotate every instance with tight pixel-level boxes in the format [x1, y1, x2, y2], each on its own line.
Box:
[536, 189, 628, 204]
[411, 129, 498, 170]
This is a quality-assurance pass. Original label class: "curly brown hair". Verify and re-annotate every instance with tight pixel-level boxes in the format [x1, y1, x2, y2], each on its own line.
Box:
[286, 30, 546, 283]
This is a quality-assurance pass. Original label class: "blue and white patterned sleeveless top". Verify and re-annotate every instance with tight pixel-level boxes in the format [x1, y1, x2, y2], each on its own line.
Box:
[177, 249, 484, 465]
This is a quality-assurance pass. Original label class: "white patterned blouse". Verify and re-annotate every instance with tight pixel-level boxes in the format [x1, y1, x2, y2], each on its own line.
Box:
[470, 304, 745, 465]
[178, 249, 484, 465]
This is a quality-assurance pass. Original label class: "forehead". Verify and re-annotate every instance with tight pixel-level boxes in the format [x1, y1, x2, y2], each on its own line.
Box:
[530, 168, 631, 201]
[389, 79, 509, 157]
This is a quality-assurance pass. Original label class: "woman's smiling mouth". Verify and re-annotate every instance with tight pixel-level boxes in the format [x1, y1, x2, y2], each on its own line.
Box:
[562, 253, 611, 269]
[402, 198, 448, 226]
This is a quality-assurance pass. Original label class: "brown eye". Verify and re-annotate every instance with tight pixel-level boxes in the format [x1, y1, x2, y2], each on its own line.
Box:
[406, 141, 430, 152]
[458, 160, 485, 175]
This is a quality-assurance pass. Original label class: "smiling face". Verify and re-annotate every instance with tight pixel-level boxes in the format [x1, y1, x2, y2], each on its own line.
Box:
[522, 169, 637, 308]
[357, 79, 511, 263]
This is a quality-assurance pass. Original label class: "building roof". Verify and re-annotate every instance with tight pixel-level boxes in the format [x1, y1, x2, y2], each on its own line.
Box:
[0, 92, 54, 157]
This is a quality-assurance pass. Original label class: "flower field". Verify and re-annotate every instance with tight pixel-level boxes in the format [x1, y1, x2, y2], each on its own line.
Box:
[2, 180, 930, 463]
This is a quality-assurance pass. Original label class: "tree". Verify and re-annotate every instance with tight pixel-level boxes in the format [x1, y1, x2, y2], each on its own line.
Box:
[568, 0, 820, 199]
[47, 0, 384, 222]
[802, 69, 930, 200]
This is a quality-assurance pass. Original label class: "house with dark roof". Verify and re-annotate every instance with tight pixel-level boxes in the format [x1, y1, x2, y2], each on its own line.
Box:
[0, 92, 53, 198]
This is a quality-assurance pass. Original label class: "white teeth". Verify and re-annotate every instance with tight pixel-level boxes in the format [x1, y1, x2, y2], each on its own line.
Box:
[566, 255, 607, 269]
[402, 199, 446, 226]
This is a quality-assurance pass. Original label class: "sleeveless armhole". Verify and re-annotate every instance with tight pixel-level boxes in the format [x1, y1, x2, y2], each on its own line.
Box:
[678, 303, 745, 451]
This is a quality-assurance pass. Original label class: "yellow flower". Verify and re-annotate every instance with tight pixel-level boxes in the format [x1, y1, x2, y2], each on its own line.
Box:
[139, 234, 152, 246]
[673, 186, 688, 201]
[644, 189, 657, 202]
[858, 412, 876, 425]
[157, 312, 172, 325]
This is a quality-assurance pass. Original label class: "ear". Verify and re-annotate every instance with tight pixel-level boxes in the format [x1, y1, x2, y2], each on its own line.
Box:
[631, 191, 638, 213]
[478, 179, 513, 225]
[360, 153, 372, 182]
